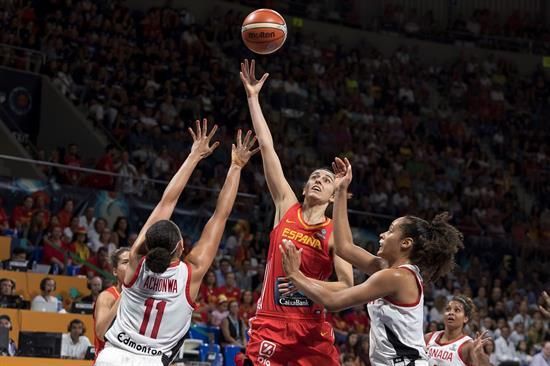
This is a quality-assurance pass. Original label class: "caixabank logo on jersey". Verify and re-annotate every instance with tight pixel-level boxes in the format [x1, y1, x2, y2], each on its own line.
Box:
[117, 332, 163, 356]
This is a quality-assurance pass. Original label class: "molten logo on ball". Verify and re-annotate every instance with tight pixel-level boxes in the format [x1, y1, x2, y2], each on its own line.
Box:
[248, 31, 275, 39]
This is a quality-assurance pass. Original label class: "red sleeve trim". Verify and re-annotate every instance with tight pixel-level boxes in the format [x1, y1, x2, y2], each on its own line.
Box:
[184, 261, 198, 310]
[457, 339, 473, 366]
[383, 267, 423, 307]
[123, 256, 146, 288]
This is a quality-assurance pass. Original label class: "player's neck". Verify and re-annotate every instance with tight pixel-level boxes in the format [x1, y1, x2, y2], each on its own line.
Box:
[389, 257, 411, 268]
[443, 327, 464, 342]
[301, 201, 327, 225]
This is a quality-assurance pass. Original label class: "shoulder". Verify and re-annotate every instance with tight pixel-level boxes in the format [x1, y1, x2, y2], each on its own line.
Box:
[96, 290, 117, 307]
[425, 332, 435, 344]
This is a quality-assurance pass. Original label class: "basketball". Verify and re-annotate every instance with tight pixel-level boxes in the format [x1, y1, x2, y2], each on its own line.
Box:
[241, 9, 287, 55]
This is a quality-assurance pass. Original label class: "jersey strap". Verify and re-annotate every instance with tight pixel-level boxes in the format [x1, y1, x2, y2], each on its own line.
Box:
[123, 256, 146, 288]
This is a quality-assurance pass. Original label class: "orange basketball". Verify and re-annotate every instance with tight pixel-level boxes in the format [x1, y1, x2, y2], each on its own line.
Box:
[241, 9, 287, 55]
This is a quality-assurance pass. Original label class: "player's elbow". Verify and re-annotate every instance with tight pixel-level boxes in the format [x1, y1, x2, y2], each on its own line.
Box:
[325, 299, 343, 312]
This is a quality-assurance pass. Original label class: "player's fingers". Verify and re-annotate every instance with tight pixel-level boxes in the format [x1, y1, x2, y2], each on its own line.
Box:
[202, 118, 208, 137]
[259, 73, 269, 84]
[243, 129, 252, 147]
[207, 124, 218, 140]
[251, 59, 255, 78]
[209, 141, 220, 152]
[236, 129, 242, 148]
[188, 127, 196, 141]
[247, 135, 257, 149]
[250, 146, 261, 156]
[195, 119, 201, 137]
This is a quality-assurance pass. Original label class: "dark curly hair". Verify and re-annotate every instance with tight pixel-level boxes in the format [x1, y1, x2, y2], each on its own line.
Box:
[400, 212, 464, 283]
[451, 295, 476, 327]
[145, 220, 181, 273]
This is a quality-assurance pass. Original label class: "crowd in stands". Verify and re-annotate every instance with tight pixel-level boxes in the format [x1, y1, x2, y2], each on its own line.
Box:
[0, 0, 549, 365]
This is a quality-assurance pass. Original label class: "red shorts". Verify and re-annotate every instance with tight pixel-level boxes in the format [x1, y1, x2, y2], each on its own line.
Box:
[245, 314, 340, 366]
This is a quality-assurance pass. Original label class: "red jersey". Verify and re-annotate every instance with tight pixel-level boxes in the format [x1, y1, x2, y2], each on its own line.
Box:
[257, 203, 333, 319]
[93, 286, 120, 360]
[216, 286, 241, 302]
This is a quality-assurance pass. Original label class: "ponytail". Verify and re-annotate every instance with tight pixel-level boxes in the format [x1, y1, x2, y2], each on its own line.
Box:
[146, 247, 171, 273]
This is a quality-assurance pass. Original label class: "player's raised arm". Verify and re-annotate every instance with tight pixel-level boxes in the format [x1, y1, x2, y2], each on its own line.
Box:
[332, 157, 387, 275]
[125, 119, 219, 283]
[280, 240, 397, 311]
[186, 130, 259, 297]
[240, 59, 297, 221]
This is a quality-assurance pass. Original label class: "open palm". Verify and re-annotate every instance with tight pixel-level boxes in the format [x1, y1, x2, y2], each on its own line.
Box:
[240, 59, 269, 97]
[231, 129, 260, 168]
[188, 119, 220, 159]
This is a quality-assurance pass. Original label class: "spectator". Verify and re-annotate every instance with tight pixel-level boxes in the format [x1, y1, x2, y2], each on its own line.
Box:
[239, 290, 257, 325]
[115, 150, 138, 194]
[215, 258, 232, 287]
[220, 300, 247, 348]
[63, 217, 81, 242]
[61, 319, 91, 359]
[530, 340, 550, 366]
[30, 277, 63, 313]
[199, 270, 218, 306]
[111, 216, 129, 248]
[211, 294, 229, 327]
[93, 228, 117, 255]
[11, 196, 33, 227]
[79, 276, 103, 304]
[216, 272, 241, 303]
[56, 199, 74, 229]
[495, 325, 520, 365]
[0, 314, 17, 356]
[2, 247, 29, 271]
[71, 227, 90, 263]
[0, 278, 24, 308]
[42, 225, 70, 274]
[82, 247, 112, 278]
[78, 207, 96, 232]
[88, 218, 107, 251]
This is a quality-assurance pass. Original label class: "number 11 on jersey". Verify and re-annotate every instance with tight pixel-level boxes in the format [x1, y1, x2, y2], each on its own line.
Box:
[139, 298, 166, 339]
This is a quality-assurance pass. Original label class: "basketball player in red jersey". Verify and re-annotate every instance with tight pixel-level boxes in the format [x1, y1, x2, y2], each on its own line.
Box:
[93, 247, 130, 359]
[425, 295, 492, 366]
[240, 59, 383, 366]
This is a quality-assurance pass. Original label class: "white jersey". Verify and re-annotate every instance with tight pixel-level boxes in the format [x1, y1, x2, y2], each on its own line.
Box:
[105, 257, 195, 365]
[427, 331, 472, 366]
[367, 264, 429, 366]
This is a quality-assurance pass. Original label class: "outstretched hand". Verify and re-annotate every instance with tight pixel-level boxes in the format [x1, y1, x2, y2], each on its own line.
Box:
[231, 129, 260, 168]
[471, 331, 492, 365]
[240, 59, 269, 97]
[189, 119, 220, 159]
[332, 157, 353, 191]
[279, 239, 302, 277]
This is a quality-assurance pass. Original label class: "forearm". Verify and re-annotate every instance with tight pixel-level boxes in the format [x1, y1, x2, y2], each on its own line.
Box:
[161, 153, 201, 203]
[247, 95, 275, 148]
[334, 189, 386, 275]
[287, 271, 337, 310]
[213, 165, 242, 218]
[308, 278, 349, 291]
[333, 189, 354, 250]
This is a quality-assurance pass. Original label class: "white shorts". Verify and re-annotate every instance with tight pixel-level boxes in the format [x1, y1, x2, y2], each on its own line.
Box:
[371, 360, 429, 366]
[95, 343, 164, 366]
